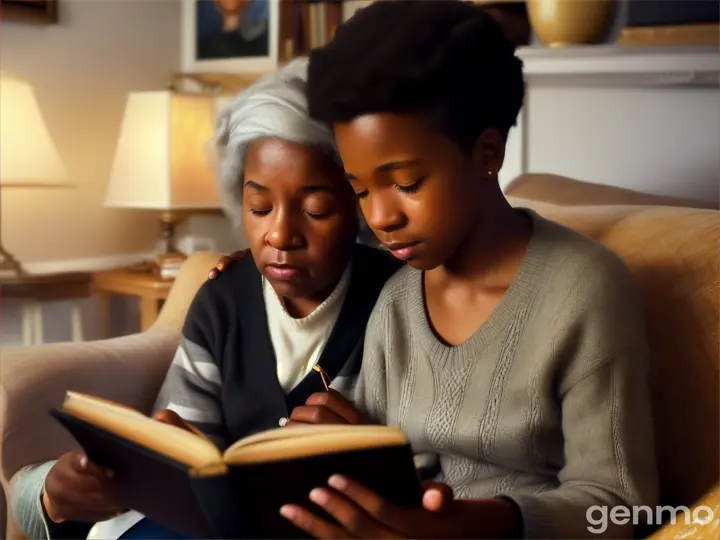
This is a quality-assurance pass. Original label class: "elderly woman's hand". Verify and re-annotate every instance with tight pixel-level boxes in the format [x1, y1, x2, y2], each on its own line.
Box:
[208, 249, 251, 279]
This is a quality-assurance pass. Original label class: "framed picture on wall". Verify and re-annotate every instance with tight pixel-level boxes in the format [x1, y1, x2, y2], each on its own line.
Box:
[182, 0, 279, 74]
[1, 0, 58, 24]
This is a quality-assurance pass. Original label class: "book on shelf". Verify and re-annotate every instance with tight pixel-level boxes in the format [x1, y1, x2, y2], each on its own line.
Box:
[278, 0, 345, 63]
[50, 391, 423, 539]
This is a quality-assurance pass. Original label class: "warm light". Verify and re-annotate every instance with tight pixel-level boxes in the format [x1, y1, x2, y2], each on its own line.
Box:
[0, 75, 68, 186]
[105, 91, 220, 210]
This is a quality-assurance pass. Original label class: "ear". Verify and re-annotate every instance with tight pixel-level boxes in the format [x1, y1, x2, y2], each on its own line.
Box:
[471, 128, 506, 180]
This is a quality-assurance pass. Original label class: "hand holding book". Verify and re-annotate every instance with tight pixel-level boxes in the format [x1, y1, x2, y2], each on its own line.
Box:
[279, 474, 521, 539]
[42, 450, 122, 524]
[42, 408, 199, 525]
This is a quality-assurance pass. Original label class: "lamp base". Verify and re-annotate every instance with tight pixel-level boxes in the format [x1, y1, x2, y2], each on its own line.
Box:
[0, 242, 27, 282]
[154, 212, 188, 280]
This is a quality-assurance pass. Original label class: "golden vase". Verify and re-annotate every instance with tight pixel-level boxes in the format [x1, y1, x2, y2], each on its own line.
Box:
[527, 0, 615, 47]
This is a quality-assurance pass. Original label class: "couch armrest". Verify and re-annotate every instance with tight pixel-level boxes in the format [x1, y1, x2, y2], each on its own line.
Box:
[0, 251, 224, 539]
[505, 173, 717, 209]
[0, 329, 178, 486]
[0, 251, 222, 484]
[647, 483, 720, 539]
[0, 251, 222, 486]
[152, 251, 223, 332]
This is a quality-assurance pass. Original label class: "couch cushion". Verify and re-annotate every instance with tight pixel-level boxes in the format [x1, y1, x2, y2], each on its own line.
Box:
[510, 197, 720, 508]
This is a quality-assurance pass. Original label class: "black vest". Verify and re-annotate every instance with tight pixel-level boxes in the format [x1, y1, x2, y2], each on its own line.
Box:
[185, 244, 402, 446]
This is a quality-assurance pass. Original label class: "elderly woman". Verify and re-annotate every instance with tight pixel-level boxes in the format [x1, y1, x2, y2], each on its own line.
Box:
[11, 58, 402, 540]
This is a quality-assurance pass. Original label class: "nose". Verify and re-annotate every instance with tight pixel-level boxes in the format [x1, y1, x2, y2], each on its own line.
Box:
[265, 208, 304, 251]
[365, 192, 406, 233]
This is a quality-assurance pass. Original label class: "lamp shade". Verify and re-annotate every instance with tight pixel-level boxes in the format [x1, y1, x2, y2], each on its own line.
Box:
[0, 75, 68, 186]
[105, 91, 220, 210]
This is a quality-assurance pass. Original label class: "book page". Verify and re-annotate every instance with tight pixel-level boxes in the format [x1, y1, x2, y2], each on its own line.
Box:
[224, 425, 408, 465]
[63, 392, 223, 468]
[226, 424, 364, 451]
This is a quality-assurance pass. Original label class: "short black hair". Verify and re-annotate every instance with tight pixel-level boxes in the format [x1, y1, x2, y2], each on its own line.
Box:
[307, 0, 525, 152]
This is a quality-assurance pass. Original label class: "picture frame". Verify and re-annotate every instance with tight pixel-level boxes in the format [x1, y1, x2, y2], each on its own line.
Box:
[181, 0, 279, 74]
[1, 0, 58, 24]
[619, 0, 719, 46]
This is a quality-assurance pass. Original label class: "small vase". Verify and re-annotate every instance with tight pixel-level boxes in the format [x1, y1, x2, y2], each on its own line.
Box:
[527, 0, 615, 48]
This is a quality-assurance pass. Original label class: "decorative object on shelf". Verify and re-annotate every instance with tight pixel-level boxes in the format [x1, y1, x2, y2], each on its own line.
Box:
[1, 0, 58, 24]
[0, 74, 73, 281]
[619, 0, 719, 47]
[105, 89, 222, 279]
[475, 0, 531, 47]
[182, 0, 280, 74]
[527, 0, 615, 48]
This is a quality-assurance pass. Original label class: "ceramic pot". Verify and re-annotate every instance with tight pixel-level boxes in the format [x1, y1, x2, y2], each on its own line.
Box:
[527, 0, 615, 47]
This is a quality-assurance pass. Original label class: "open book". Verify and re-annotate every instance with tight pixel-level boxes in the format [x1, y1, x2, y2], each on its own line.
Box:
[51, 392, 423, 539]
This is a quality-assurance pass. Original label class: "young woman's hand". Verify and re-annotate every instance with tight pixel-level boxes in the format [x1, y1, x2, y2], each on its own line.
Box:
[42, 451, 122, 524]
[208, 249, 250, 279]
[279, 475, 519, 539]
[286, 390, 366, 426]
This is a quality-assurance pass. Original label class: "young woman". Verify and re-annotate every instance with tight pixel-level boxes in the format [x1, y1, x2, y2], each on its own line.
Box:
[271, 2, 659, 538]
[11, 58, 404, 540]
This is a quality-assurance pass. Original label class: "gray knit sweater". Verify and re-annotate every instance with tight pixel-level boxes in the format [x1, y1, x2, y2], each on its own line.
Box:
[353, 211, 659, 539]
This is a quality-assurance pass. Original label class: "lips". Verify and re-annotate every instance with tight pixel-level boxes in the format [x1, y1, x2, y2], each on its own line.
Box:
[265, 263, 303, 281]
[384, 241, 420, 261]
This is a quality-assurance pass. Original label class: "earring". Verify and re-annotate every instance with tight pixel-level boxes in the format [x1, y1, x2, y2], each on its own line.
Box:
[487, 170, 494, 177]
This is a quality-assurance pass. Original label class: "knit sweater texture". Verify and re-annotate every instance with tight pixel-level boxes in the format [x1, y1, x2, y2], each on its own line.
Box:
[353, 210, 659, 539]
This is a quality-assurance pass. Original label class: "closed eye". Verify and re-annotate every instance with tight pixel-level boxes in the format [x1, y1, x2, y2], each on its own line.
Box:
[395, 177, 426, 195]
[249, 208, 271, 216]
[305, 210, 331, 219]
[355, 190, 369, 200]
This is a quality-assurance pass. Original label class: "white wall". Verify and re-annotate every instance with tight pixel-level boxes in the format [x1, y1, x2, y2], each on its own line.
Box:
[499, 86, 720, 207]
[498, 0, 720, 206]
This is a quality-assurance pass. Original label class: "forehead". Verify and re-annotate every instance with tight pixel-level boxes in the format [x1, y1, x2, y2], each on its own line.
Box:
[335, 114, 427, 151]
[333, 113, 450, 174]
[243, 138, 343, 190]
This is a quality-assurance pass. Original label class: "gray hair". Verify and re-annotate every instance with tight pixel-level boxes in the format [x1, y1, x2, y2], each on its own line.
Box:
[214, 57, 338, 228]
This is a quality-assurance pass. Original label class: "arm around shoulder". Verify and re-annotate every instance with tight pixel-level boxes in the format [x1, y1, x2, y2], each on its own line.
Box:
[503, 256, 659, 539]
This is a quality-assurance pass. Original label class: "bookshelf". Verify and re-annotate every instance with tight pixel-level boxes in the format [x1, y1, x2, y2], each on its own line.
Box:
[278, 0, 346, 63]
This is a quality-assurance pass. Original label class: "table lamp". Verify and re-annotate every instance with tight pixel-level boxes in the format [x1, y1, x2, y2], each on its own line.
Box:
[0, 74, 71, 280]
[105, 90, 221, 278]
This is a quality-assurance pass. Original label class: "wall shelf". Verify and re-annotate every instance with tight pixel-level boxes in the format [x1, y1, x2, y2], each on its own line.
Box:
[516, 45, 720, 88]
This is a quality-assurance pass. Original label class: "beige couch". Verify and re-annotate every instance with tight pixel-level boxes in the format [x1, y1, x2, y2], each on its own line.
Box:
[1, 175, 718, 539]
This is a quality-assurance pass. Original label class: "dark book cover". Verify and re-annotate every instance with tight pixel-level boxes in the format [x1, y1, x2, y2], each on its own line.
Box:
[50, 409, 222, 537]
[217, 444, 423, 538]
[51, 409, 423, 539]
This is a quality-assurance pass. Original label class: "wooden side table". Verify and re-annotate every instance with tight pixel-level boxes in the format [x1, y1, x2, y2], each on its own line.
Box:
[91, 268, 174, 336]
[1, 272, 92, 345]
